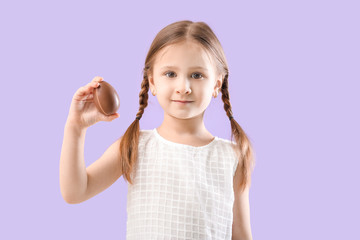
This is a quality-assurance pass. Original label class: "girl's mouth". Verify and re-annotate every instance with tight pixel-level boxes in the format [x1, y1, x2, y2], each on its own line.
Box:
[173, 100, 193, 103]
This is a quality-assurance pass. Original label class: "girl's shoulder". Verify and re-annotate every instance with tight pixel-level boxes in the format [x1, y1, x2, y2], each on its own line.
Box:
[215, 137, 241, 175]
[216, 136, 236, 145]
[215, 136, 237, 149]
[215, 136, 240, 162]
[138, 129, 155, 144]
[139, 129, 153, 137]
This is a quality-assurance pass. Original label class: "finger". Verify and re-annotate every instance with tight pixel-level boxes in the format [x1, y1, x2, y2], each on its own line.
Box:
[76, 84, 95, 97]
[83, 93, 94, 101]
[91, 76, 104, 84]
[76, 86, 88, 95]
[87, 81, 100, 89]
[82, 82, 100, 94]
[83, 98, 94, 102]
[102, 113, 119, 122]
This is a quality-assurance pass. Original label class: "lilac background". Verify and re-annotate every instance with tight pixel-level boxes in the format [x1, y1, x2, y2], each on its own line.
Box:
[0, 0, 359, 239]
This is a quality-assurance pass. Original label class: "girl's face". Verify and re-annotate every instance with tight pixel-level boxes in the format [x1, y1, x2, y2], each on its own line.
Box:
[149, 40, 222, 120]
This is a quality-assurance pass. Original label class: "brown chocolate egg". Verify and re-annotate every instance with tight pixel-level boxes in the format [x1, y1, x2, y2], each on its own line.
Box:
[93, 81, 120, 116]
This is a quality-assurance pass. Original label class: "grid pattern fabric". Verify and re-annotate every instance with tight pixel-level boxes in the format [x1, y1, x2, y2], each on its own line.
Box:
[126, 128, 239, 239]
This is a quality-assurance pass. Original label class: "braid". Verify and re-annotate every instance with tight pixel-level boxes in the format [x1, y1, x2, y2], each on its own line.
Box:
[135, 75, 150, 120]
[220, 74, 234, 121]
[120, 74, 151, 184]
[220, 73, 255, 192]
[220, 73, 242, 148]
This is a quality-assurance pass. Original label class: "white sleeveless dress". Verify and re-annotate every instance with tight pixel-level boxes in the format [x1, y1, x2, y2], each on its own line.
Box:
[126, 128, 239, 239]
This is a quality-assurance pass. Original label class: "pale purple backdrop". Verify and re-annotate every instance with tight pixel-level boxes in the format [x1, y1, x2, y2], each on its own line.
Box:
[0, 0, 359, 239]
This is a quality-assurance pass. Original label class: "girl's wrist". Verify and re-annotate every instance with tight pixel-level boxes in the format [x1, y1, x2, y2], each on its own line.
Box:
[65, 118, 87, 134]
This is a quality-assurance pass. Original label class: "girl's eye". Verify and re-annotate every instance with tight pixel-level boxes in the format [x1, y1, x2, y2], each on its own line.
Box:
[165, 71, 176, 78]
[192, 72, 203, 79]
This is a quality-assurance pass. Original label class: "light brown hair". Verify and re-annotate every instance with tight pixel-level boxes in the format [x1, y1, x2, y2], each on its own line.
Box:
[119, 20, 255, 193]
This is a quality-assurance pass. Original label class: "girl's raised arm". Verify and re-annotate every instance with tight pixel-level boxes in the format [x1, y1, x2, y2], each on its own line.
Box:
[59, 76, 120, 204]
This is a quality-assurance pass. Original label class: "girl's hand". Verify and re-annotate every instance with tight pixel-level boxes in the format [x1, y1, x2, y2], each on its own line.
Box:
[66, 76, 120, 129]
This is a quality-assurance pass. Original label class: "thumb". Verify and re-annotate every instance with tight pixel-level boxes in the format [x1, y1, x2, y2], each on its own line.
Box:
[103, 113, 120, 122]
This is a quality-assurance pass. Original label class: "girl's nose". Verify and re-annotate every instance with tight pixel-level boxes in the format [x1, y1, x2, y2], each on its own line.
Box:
[176, 77, 192, 94]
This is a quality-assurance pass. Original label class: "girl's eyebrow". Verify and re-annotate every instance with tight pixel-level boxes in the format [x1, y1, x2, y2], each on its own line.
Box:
[160, 66, 208, 71]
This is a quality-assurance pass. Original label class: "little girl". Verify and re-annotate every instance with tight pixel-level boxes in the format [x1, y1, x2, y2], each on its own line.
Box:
[60, 20, 255, 240]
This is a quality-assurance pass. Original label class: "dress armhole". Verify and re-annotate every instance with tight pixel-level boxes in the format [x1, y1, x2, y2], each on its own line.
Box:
[232, 156, 239, 177]
[230, 142, 240, 177]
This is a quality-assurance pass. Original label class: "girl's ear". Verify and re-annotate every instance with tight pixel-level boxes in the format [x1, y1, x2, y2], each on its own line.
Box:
[148, 74, 152, 83]
[148, 75, 157, 95]
[148, 74, 154, 87]
[214, 74, 223, 92]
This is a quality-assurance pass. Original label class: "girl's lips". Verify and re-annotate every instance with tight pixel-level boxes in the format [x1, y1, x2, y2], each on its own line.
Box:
[173, 100, 193, 103]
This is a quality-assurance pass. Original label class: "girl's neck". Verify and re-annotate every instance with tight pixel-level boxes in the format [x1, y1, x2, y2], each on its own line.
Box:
[156, 114, 214, 146]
